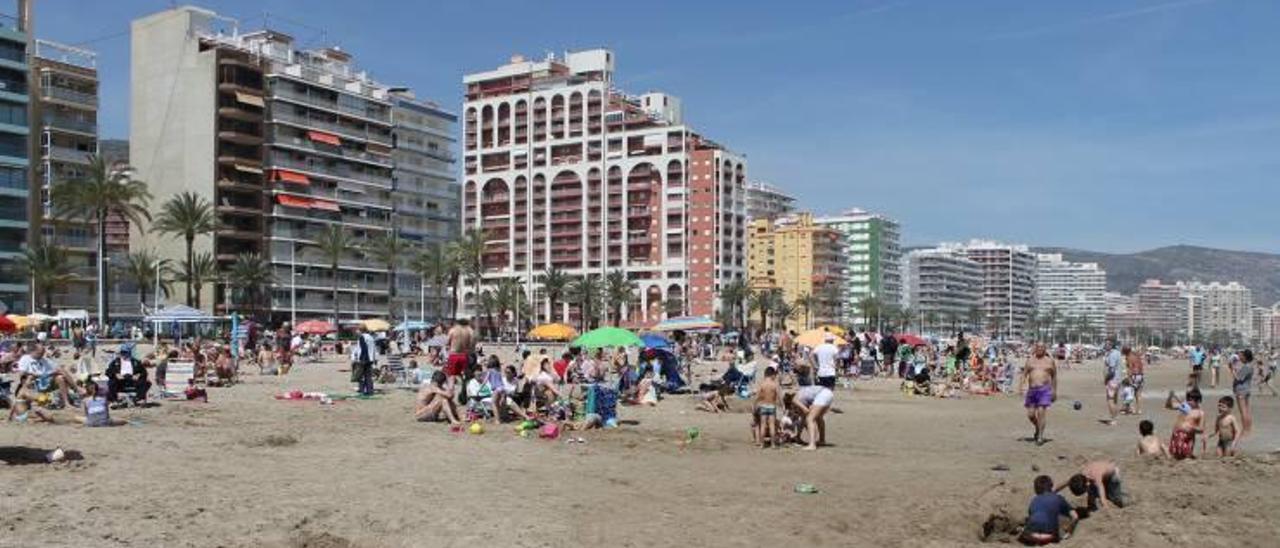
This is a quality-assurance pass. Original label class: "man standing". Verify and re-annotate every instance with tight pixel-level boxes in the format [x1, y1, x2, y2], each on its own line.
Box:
[445, 319, 475, 394]
[1125, 346, 1146, 415]
[1020, 343, 1058, 445]
[351, 325, 379, 396]
[811, 334, 840, 389]
[1187, 345, 1206, 390]
[1103, 342, 1124, 425]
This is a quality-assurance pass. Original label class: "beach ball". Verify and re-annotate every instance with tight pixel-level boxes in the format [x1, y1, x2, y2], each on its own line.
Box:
[1072, 400, 1083, 411]
[469, 422, 485, 435]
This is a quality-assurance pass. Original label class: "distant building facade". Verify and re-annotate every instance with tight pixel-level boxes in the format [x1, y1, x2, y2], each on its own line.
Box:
[747, 213, 843, 331]
[905, 247, 983, 331]
[1136, 279, 1186, 335]
[1035, 253, 1107, 333]
[814, 208, 902, 324]
[1179, 281, 1252, 340]
[744, 180, 795, 221]
[938, 240, 1037, 337]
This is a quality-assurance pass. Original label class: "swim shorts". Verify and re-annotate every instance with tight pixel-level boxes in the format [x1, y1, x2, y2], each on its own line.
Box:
[811, 387, 833, 407]
[1024, 384, 1053, 408]
[757, 404, 777, 416]
[445, 353, 468, 377]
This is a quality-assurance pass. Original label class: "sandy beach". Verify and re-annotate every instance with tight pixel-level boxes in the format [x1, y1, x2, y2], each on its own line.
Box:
[2, 349, 1278, 547]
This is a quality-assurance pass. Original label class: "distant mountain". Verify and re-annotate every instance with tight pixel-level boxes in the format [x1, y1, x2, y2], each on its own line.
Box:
[1033, 245, 1280, 307]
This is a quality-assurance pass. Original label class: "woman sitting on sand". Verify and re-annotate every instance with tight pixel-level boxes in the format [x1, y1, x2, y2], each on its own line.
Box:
[415, 371, 460, 424]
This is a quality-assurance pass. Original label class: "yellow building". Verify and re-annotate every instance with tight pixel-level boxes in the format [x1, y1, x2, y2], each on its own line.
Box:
[747, 213, 844, 331]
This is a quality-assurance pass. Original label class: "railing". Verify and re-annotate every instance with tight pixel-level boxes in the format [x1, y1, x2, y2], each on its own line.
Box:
[46, 145, 93, 164]
[270, 109, 392, 146]
[266, 154, 393, 187]
[271, 133, 392, 168]
[0, 205, 26, 221]
[43, 115, 97, 135]
[272, 87, 391, 124]
[42, 85, 96, 106]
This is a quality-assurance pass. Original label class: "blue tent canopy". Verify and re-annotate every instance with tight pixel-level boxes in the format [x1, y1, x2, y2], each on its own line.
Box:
[640, 333, 671, 350]
[142, 305, 221, 323]
[394, 320, 433, 332]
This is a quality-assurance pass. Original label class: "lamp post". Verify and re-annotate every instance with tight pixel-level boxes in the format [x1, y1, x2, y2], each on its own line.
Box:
[290, 242, 297, 328]
[420, 275, 426, 323]
[352, 283, 360, 320]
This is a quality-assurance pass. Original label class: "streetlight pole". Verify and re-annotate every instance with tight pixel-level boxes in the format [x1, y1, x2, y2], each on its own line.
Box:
[290, 242, 297, 327]
[353, 283, 360, 319]
[420, 276, 425, 323]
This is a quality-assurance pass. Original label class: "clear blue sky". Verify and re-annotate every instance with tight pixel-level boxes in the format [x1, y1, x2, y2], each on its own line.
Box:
[33, 0, 1280, 253]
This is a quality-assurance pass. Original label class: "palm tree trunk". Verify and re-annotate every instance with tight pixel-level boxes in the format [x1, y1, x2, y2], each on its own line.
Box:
[449, 274, 460, 322]
[331, 263, 339, 325]
[387, 265, 396, 321]
[185, 235, 195, 307]
[97, 212, 109, 328]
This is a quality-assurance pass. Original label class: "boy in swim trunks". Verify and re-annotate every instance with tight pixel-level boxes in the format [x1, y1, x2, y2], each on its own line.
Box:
[1164, 388, 1205, 460]
[1060, 460, 1126, 511]
[1020, 343, 1057, 445]
[753, 366, 781, 448]
[1021, 475, 1078, 545]
[1211, 396, 1239, 457]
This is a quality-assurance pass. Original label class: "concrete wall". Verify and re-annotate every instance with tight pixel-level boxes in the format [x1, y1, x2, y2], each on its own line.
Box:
[130, 7, 217, 309]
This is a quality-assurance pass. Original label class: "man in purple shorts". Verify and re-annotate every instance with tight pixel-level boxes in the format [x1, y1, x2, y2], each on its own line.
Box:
[1020, 343, 1058, 446]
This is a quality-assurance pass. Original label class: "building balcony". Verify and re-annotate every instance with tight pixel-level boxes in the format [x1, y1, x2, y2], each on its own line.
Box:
[271, 87, 391, 126]
[270, 110, 392, 147]
[41, 85, 97, 108]
[42, 115, 97, 136]
[266, 154, 392, 188]
[270, 136, 392, 169]
[218, 129, 264, 146]
[44, 146, 93, 165]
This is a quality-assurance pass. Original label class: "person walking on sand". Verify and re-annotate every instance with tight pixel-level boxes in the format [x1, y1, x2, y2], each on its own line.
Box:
[1124, 346, 1146, 415]
[351, 325, 379, 396]
[1103, 341, 1124, 425]
[1020, 343, 1057, 445]
[445, 319, 475, 395]
[1230, 349, 1256, 438]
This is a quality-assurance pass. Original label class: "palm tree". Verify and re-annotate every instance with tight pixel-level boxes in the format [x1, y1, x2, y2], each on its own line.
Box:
[896, 306, 914, 332]
[538, 266, 571, 323]
[747, 289, 776, 334]
[663, 296, 683, 318]
[450, 229, 488, 320]
[19, 242, 77, 314]
[857, 296, 882, 331]
[117, 250, 172, 310]
[310, 225, 356, 324]
[494, 277, 529, 334]
[794, 293, 813, 330]
[50, 155, 151, 326]
[719, 279, 749, 330]
[772, 300, 798, 330]
[151, 191, 217, 307]
[180, 252, 218, 310]
[476, 288, 498, 338]
[567, 274, 604, 331]
[604, 270, 637, 326]
[966, 306, 985, 334]
[410, 243, 451, 322]
[364, 232, 406, 320]
[227, 253, 274, 321]
[924, 311, 939, 335]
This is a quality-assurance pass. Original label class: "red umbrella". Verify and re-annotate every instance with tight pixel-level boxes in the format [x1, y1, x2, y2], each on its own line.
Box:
[895, 333, 928, 347]
[0, 315, 14, 333]
[294, 320, 336, 335]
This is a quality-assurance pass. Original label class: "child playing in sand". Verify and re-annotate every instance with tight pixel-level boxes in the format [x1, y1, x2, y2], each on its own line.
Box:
[753, 367, 781, 448]
[7, 375, 55, 423]
[1021, 475, 1078, 545]
[636, 369, 658, 406]
[1119, 378, 1136, 415]
[1164, 388, 1206, 460]
[1136, 419, 1168, 457]
[78, 381, 124, 427]
[1059, 460, 1126, 511]
[1210, 396, 1240, 457]
[697, 385, 731, 413]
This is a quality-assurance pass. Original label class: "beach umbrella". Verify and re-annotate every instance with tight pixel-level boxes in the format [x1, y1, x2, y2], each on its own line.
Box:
[796, 328, 846, 348]
[294, 320, 336, 335]
[360, 318, 392, 332]
[895, 333, 928, 347]
[571, 326, 643, 349]
[393, 320, 432, 332]
[424, 334, 449, 347]
[527, 323, 577, 341]
[640, 333, 672, 350]
[0, 315, 15, 333]
[26, 312, 55, 323]
[651, 316, 721, 332]
[5, 314, 31, 330]
[817, 324, 847, 337]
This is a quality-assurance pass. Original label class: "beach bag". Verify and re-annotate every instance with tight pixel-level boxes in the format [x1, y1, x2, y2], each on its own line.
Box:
[538, 423, 560, 439]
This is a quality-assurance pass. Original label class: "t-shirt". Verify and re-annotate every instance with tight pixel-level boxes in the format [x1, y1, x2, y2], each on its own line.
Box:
[1190, 349, 1205, 366]
[813, 343, 839, 378]
[1233, 363, 1254, 395]
[552, 359, 569, 380]
[1026, 493, 1072, 534]
[1104, 350, 1121, 381]
[17, 355, 57, 377]
[117, 357, 135, 376]
[523, 354, 544, 378]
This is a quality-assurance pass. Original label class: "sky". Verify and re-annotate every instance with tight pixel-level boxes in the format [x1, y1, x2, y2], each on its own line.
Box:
[32, 0, 1280, 253]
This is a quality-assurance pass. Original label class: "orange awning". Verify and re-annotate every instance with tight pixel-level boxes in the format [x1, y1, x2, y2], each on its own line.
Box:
[310, 199, 340, 212]
[307, 131, 341, 146]
[234, 91, 265, 108]
[272, 169, 309, 185]
[276, 194, 313, 209]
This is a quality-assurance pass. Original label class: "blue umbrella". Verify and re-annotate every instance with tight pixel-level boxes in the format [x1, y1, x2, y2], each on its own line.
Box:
[394, 320, 433, 332]
[641, 333, 671, 350]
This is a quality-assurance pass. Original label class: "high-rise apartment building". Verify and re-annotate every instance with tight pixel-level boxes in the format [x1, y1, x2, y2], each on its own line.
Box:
[0, 8, 28, 315]
[1136, 279, 1185, 334]
[1250, 305, 1277, 346]
[30, 39, 99, 312]
[132, 7, 454, 323]
[389, 90, 459, 320]
[814, 208, 902, 324]
[1104, 291, 1141, 335]
[744, 180, 795, 221]
[746, 213, 843, 330]
[1178, 281, 1252, 340]
[1035, 253, 1107, 332]
[904, 247, 983, 331]
[937, 240, 1036, 337]
[461, 50, 747, 325]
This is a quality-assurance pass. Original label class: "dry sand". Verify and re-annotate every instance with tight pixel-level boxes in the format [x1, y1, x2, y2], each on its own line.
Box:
[2, 348, 1278, 547]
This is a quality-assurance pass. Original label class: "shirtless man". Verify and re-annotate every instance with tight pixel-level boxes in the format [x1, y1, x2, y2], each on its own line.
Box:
[445, 319, 475, 394]
[1020, 343, 1058, 445]
[754, 366, 782, 448]
[1059, 460, 1126, 511]
[415, 370, 460, 424]
[1125, 346, 1146, 415]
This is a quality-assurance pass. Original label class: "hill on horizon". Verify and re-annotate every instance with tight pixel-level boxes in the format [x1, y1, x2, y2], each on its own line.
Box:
[1033, 245, 1280, 307]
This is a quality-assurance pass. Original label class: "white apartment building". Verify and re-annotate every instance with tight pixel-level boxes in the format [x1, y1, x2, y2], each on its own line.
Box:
[937, 240, 1037, 337]
[1178, 281, 1252, 340]
[744, 180, 796, 221]
[461, 50, 747, 324]
[1035, 253, 1107, 332]
[905, 247, 983, 331]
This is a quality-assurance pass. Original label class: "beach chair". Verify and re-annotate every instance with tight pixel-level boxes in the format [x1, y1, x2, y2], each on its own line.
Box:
[379, 353, 406, 385]
[163, 360, 196, 397]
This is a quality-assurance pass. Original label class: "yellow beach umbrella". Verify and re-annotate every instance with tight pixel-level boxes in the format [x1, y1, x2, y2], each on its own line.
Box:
[360, 318, 392, 332]
[796, 328, 846, 348]
[6, 314, 31, 329]
[528, 323, 577, 341]
[816, 324, 847, 337]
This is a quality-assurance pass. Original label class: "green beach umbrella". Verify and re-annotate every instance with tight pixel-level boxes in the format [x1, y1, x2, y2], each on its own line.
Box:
[571, 326, 643, 349]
